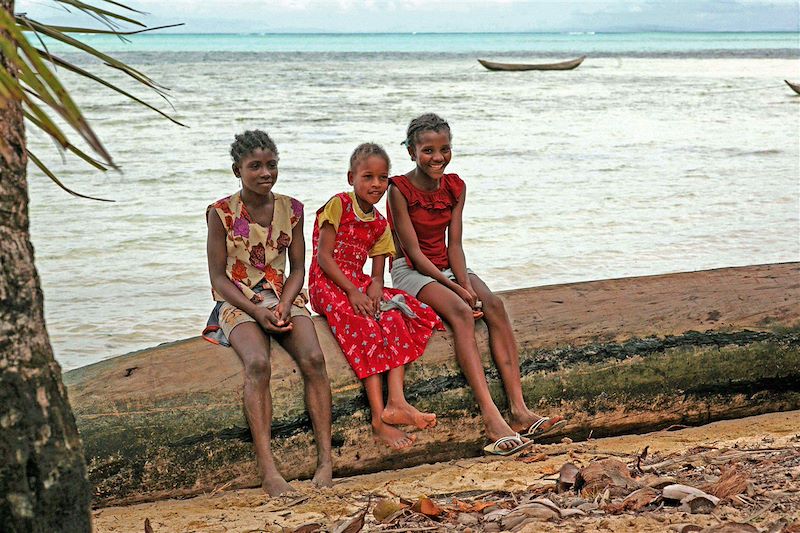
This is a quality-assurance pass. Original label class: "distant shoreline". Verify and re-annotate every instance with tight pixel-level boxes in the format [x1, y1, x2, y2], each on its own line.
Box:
[61, 30, 800, 35]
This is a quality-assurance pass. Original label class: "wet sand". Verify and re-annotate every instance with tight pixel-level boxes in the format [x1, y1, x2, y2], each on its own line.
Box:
[93, 409, 800, 532]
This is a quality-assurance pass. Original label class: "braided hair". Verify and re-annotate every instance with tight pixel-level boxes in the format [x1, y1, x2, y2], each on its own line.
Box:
[349, 142, 391, 172]
[230, 130, 278, 166]
[403, 113, 451, 150]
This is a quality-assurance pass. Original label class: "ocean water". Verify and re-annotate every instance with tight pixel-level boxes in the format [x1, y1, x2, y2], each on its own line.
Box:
[24, 33, 800, 370]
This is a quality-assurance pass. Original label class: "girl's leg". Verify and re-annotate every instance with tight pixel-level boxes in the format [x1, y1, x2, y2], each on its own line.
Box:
[275, 315, 333, 487]
[228, 323, 293, 496]
[468, 273, 563, 433]
[363, 373, 415, 449]
[416, 282, 521, 450]
[381, 365, 436, 429]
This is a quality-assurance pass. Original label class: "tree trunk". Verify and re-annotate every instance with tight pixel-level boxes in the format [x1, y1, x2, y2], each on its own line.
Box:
[65, 263, 800, 506]
[0, 1, 92, 529]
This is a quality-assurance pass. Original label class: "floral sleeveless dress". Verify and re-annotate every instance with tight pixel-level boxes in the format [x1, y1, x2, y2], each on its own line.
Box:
[202, 191, 308, 346]
[309, 192, 443, 379]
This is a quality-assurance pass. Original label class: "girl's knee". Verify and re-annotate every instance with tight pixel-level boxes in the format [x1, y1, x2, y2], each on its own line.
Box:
[243, 356, 271, 381]
[296, 349, 328, 379]
[483, 293, 506, 316]
[447, 304, 475, 330]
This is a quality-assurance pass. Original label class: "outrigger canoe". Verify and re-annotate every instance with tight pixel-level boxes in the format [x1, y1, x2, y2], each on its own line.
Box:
[477, 55, 586, 71]
[64, 262, 800, 506]
[785, 80, 800, 95]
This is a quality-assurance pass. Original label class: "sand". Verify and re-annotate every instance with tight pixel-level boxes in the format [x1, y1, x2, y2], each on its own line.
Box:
[93, 410, 800, 532]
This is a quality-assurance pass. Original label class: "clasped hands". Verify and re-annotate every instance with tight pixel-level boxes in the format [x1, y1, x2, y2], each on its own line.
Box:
[347, 282, 383, 318]
[254, 302, 294, 334]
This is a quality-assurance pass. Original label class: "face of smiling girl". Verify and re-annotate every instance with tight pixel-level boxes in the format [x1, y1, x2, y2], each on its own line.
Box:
[348, 155, 390, 213]
[410, 129, 452, 181]
[234, 148, 279, 196]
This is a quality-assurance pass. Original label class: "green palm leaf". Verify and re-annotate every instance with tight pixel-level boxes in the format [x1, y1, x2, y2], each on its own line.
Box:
[0, 1, 184, 199]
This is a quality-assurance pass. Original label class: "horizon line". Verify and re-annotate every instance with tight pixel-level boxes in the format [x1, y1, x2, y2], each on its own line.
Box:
[67, 30, 800, 36]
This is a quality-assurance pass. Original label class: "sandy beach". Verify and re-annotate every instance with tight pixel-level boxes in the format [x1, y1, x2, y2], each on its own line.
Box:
[93, 410, 800, 532]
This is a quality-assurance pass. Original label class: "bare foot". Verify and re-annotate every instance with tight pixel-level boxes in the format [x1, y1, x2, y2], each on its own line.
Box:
[381, 401, 437, 429]
[312, 461, 333, 488]
[261, 473, 294, 497]
[372, 421, 416, 450]
[509, 409, 564, 436]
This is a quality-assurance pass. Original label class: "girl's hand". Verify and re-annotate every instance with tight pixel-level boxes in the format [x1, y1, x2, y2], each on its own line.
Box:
[347, 287, 373, 317]
[254, 306, 292, 334]
[451, 283, 477, 308]
[272, 302, 293, 328]
[462, 281, 479, 307]
[366, 282, 383, 315]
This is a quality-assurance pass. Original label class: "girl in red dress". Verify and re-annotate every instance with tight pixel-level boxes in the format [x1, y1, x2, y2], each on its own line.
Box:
[387, 113, 565, 456]
[309, 143, 443, 450]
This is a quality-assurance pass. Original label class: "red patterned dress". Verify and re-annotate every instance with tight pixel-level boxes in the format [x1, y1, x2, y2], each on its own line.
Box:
[309, 192, 443, 379]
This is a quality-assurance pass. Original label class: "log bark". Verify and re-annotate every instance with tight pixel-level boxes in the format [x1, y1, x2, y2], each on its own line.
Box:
[0, 1, 92, 529]
[63, 262, 800, 506]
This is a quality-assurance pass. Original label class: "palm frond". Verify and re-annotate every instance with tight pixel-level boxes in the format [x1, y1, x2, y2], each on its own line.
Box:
[19, 22, 184, 35]
[53, 0, 146, 28]
[27, 149, 114, 201]
[32, 48, 187, 127]
[0, 1, 183, 199]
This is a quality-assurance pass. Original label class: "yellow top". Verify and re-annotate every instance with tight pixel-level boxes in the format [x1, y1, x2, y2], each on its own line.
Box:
[317, 192, 395, 257]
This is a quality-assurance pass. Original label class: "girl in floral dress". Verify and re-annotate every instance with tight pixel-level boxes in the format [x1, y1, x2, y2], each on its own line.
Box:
[204, 130, 332, 495]
[387, 113, 565, 456]
[309, 143, 443, 450]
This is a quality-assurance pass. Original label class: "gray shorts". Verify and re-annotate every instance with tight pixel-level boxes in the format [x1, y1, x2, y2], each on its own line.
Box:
[390, 257, 475, 297]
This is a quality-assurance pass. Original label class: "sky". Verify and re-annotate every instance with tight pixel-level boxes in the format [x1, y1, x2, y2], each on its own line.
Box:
[16, 0, 800, 33]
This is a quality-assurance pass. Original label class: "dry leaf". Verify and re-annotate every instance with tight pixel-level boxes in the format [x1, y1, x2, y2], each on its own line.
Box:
[680, 495, 718, 514]
[541, 464, 560, 476]
[577, 458, 638, 496]
[558, 463, 580, 491]
[411, 496, 443, 517]
[144, 518, 154, 533]
[372, 499, 404, 522]
[530, 497, 562, 515]
[332, 500, 369, 533]
[703, 466, 748, 500]
[452, 499, 497, 513]
[604, 487, 660, 513]
[500, 503, 559, 529]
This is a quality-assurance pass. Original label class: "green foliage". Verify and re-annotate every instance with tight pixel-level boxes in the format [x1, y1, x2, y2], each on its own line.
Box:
[0, 1, 184, 200]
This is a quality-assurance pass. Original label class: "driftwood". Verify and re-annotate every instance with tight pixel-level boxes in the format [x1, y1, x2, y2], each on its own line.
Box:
[63, 263, 800, 506]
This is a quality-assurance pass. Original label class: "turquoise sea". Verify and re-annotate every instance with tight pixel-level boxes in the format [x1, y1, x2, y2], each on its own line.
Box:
[25, 32, 800, 370]
[41, 31, 799, 55]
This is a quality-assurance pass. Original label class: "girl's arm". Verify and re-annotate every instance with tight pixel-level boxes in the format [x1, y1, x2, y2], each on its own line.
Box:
[366, 254, 386, 313]
[274, 212, 307, 325]
[446, 187, 478, 304]
[317, 222, 374, 316]
[207, 212, 290, 333]
[387, 185, 473, 304]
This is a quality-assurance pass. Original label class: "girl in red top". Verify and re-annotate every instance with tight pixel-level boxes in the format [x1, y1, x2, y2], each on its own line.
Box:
[310, 143, 442, 449]
[387, 113, 564, 455]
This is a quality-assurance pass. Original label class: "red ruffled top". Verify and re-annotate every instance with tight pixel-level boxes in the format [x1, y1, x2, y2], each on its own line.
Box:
[387, 173, 465, 270]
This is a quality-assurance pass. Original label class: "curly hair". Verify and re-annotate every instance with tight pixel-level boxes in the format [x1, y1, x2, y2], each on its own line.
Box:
[230, 130, 278, 166]
[349, 142, 390, 172]
[403, 113, 451, 150]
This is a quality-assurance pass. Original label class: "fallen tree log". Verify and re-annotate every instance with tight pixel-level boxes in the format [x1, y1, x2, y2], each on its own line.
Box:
[63, 262, 800, 506]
